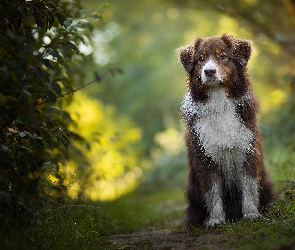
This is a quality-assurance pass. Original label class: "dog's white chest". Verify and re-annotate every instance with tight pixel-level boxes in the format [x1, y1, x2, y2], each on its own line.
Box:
[182, 89, 254, 184]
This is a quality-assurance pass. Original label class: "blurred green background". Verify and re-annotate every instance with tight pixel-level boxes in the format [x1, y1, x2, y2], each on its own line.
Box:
[63, 0, 295, 201]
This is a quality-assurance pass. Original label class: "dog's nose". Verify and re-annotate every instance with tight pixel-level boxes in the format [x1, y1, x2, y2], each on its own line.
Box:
[204, 69, 216, 77]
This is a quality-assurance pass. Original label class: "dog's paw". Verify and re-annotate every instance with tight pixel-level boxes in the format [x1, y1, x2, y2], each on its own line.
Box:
[243, 212, 261, 220]
[203, 217, 225, 228]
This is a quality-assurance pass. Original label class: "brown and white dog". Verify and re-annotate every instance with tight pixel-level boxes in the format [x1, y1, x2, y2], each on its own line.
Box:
[178, 34, 276, 228]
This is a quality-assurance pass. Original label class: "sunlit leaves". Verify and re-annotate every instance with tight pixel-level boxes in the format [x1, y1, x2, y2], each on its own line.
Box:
[65, 93, 142, 201]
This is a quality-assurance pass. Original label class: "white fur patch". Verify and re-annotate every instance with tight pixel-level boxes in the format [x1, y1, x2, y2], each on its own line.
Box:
[241, 175, 260, 218]
[201, 59, 221, 83]
[204, 181, 225, 227]
[181, 89, 254, 186]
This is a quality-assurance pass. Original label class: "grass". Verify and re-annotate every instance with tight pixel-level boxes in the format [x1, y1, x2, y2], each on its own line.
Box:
[189, 209, 295, 249]
[0, 189, 184, 250]
[0, 203, 106, 249]
[98, 189, 185, 234]
[1, 186, 295, 249]
[187, 191, 295, 249]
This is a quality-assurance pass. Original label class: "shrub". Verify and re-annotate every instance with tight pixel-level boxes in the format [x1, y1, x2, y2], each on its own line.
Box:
[0, 0, 105, 225]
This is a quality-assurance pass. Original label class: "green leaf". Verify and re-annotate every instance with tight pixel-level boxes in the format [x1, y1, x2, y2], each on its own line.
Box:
[51, 82, 61, 95]
[47, 106, 64, 115]
[116, 68, 124, 74]
[29, 138, 44, 151]
[79, 8, 87, 16]
[59, 46, 73, 59]
[24, 23, 31, 37]
[62, 41, 79, 54]
[63, 17, 73, 28]
[47, 14, 55, 29]
[79, 21, 93, 32]
[16, 200, 33, 214]
[17, 7, 27, 19]
[33, 3, 46, 28]
[90, 14, 103, 20]
[55, 131, 69, 149]
[73, 34, 85, 44]
[55, 13, 65, 26]
[41, 59, 53, 70]
[45, 90, 57, 103]
[32, 66, 41, 83]
[0, 66, 9, 80]
[42, 131, 56, 146]
[48, 48, 61, 60]
[22, 89, 32, 97]
[99, 3, 110, 8]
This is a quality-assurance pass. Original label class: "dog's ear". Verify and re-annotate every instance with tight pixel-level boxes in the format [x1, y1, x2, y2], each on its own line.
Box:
[222, 33, 252, 66]
[178, 38, 202, 73]
[178, 45, 194, 73]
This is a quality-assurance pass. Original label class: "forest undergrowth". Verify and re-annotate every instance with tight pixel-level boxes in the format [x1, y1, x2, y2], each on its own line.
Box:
[1, 181, 295, 250]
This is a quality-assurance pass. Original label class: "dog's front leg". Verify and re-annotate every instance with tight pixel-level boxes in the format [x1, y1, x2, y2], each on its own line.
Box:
[204, 180, 225, 227]
[241, 174, 261, 219]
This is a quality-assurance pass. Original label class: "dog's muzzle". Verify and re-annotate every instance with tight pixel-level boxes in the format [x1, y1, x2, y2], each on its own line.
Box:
[201, 59, 221, 84]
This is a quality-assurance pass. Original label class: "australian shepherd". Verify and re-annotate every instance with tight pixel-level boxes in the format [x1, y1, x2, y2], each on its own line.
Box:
[178, 34, 276, 228]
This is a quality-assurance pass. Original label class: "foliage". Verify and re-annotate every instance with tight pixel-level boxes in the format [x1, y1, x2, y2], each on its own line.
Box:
[0, 0, 105, 225]
[141, 128, 187, 191]
[262, 85, 295, 181]
[0, 203, 110, 250]
[0, 189, 185, 249]
[64, 92, 142, 201]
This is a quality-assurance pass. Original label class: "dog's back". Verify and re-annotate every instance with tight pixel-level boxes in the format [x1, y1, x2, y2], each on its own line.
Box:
[179, 34, 276, 228]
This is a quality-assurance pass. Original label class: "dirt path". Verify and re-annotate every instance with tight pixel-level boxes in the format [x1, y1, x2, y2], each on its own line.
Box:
[107, 228, 228, 250]
[106, 199, 230, 250]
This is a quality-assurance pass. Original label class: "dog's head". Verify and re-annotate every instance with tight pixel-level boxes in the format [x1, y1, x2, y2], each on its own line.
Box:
[178, 34, 252, 90]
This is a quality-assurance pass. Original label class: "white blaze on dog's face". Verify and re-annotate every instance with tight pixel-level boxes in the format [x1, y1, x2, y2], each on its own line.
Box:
[178, 35, 252, 93]
[195, 39, 234, 88]
[200, 58, 221, 84]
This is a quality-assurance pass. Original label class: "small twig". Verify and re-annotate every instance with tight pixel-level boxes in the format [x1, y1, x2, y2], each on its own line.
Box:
[50, 204, 100, 211]
[57, 205, 100, 209]
[60, 70, 110, 97]
[13, 69, 111, 115]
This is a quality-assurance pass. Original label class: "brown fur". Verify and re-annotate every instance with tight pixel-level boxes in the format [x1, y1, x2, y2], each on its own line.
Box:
[179, 34, 277, 229]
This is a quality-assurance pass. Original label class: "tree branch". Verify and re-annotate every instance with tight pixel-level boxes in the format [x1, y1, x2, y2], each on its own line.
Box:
[13, 69, 112, 115]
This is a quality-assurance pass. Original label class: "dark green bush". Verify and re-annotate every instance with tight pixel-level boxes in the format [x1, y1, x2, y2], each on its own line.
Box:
[0, 0, 103, 225]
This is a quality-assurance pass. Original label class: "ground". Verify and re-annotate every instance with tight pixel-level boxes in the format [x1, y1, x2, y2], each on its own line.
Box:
[108, 229, 233, 250]
[100, 189, 295, 250]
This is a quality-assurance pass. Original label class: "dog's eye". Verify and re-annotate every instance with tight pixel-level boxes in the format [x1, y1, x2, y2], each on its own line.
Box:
[220, 53, 228, 60]
[198, 55, 205, 62]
